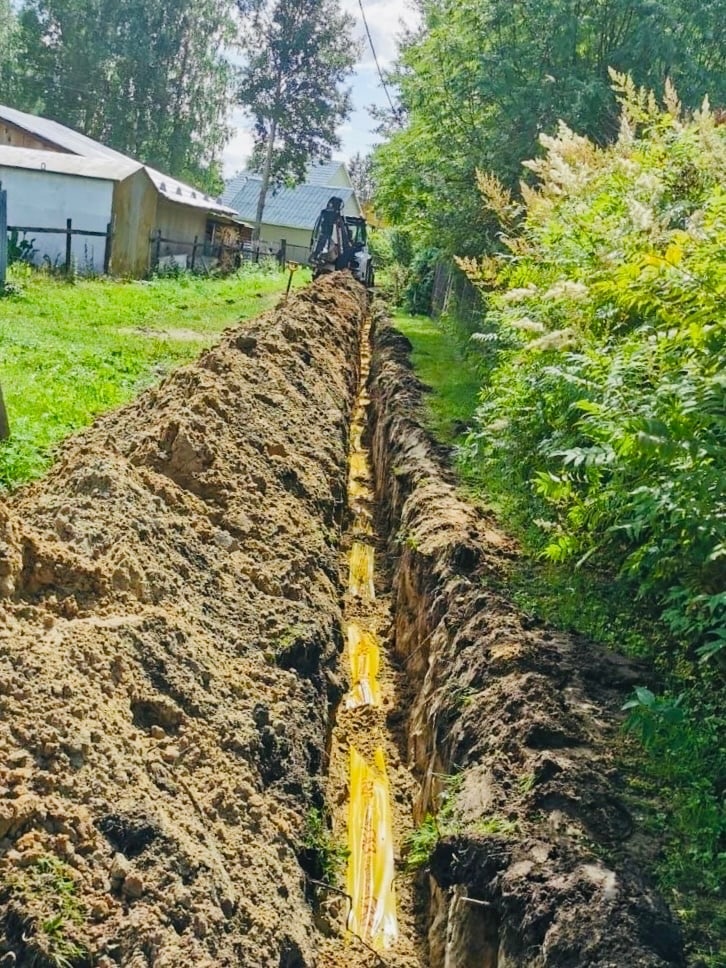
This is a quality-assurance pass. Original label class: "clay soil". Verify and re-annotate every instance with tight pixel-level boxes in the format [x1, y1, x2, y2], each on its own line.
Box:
[0, 277, 366, 967]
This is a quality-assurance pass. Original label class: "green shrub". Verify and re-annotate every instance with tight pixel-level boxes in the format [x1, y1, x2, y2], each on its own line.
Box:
[405, 245, 441, 315]
[461, 74, 726, 657]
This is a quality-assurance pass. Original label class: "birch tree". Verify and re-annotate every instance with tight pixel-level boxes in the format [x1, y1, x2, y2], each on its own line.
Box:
[237, 0, 357, 240]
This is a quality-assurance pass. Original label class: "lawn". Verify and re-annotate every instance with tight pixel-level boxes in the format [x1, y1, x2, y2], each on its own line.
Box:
[0, 263, 307, 489]
[391, 309, 481, 443]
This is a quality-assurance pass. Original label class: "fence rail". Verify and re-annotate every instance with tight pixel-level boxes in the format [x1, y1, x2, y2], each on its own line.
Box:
[0, 180, 7, 288]
[7, 217, 113, 274]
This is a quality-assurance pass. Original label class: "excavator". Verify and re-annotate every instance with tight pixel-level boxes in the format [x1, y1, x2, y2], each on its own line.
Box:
[308, 196, 374, 287]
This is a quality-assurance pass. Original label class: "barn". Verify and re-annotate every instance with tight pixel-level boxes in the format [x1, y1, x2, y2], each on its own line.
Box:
[0, 105, 250, 276]
[221, 161, 362, 261]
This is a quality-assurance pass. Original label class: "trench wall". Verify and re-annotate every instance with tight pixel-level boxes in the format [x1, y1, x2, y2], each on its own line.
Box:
[367, 312, 684, 968]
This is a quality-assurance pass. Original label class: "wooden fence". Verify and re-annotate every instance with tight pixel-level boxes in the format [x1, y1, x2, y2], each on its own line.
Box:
[0, 180, 7, 289]
[0, 181, 7, 437]
[430, 261, 483, 331]
[8, 218, 113, 275]
[149, 231, 298, 272]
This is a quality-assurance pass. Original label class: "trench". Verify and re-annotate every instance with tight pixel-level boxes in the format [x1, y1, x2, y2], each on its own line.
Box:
[0, 279, 684, 968]
[316, 315, 425, 967]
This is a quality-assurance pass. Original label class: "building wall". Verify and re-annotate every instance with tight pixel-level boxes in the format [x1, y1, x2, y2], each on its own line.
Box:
[327, 166, 353, 189]
[0, 122, 71, 153]
[155, 198, 207, 263]
[111, 169, 158, 277]
[0, 166, 112, 272]
[260, 224, 312, 255]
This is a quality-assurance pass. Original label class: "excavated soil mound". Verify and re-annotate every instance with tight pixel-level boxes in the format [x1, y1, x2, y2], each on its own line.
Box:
[0, 276, 366, 967]
[367, 312, 685, 968]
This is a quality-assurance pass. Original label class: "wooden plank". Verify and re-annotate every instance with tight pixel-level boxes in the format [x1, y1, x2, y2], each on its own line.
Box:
[7, 225, 109, 238]
[0, 181, 7, 289]
[0, 382, 9, 441]
[65, 218, 72, 273]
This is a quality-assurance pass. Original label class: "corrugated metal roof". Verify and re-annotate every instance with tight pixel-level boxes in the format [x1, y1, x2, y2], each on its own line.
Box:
[0, 104, 241, 218]
[220, 160, 351, 210]
[0, 146, 142, 181]
[306, 159, 349, 186]
[224, 177, 358, 231]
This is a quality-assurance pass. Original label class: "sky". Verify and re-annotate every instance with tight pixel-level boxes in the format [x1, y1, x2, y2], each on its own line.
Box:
[221, 0, 421, 177]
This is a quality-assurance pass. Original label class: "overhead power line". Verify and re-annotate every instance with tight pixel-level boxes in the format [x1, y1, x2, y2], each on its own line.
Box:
[357, 0, 398, 117]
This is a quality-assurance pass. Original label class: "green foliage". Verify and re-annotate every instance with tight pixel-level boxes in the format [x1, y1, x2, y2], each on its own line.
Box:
[0, 0, 18, 87]
[7, 230, 38, 266]
[0, 265, 298, 490]
[392, 309, 481, 444]
[622, 686, 726, 901]
[405, 774, 518, 870]
[404, 246, 440, 315]
[347, 151, 375, 204]
[373, 0, 726, 255]
[462, 84, 726, 655]
[404, 773, 462, 870]
[302, 807, 349, 884]
[6, 854, 87, 967]
[237, 0, 357, 235]
[8, 0, 241, 186]
[404, 813, 439, 870]
[455, 81, 726, 959]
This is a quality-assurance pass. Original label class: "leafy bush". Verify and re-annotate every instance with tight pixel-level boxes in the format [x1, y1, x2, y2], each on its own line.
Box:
[405, 245, 441, 315]
[461, 74, 726, 657]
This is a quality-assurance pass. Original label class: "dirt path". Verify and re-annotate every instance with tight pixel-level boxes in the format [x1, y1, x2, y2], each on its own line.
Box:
[0, 277, 366, 967]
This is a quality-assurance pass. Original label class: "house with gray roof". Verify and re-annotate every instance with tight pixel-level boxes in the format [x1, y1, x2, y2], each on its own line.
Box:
[0, 104, 249, 276]
[221, 160, 362, 258]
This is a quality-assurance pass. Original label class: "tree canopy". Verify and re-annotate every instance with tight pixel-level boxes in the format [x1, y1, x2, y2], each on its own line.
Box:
[5, 0, 247, 192]
[374, 0, 726, 255]
[237, 0, 357, 238]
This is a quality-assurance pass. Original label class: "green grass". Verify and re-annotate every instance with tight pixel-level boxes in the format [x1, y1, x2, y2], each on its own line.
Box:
[392, 309, 481, 443]
[0, 263, 307, 489]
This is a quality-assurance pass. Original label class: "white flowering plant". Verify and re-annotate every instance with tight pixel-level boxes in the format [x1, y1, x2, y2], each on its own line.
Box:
[459, 74, 726, 659]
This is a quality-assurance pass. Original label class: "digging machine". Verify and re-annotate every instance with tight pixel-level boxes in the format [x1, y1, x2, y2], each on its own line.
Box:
[308, 196, 374, 286]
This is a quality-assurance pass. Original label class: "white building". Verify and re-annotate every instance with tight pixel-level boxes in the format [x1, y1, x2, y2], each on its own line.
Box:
[0, 105, 249, 276]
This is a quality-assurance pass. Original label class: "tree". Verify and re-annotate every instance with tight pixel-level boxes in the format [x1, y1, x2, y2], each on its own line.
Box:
[347, 152, 375, 204]
[373, 0, 726, 256]
[237, 0, 357, 240]
[8, 0, 245, 190]
[0, 0, 18, 89]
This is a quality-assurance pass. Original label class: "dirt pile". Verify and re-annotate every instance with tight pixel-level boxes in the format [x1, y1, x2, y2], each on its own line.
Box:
[0, 276, 366, 967]
[367, 313, 684, 967]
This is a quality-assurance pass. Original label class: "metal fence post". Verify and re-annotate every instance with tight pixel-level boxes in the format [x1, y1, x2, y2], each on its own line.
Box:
[0, 180, 7, 289]
[191, 235, 198, 271]
[65, 217, 73, 274]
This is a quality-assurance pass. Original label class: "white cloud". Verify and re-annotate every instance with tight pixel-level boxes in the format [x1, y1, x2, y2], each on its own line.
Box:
[222, 108, 256, 177]
[222, 0, 420, 176]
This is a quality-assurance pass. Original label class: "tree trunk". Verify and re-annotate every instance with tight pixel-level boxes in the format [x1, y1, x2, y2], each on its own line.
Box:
[253, 115, 278, 243]
[0, 383, 9, 441]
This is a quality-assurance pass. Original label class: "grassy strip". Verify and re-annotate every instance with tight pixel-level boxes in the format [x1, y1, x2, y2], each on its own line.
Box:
[392, 309, 481, 444]
[394, 308, 725, 967]
[0, 264, 307, 489]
